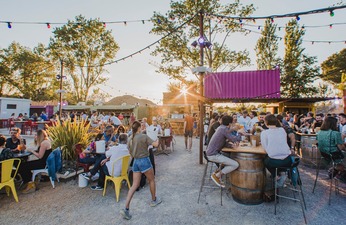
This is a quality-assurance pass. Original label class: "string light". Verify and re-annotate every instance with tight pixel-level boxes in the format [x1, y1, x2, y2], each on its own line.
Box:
[123, 21, 127, 26]
[330, 10, 335, 17]
[7, 22, 12, 29]
[209, 5, 346, 21]
[330, 24, 333, 28]
[103, 22, 106, 27]
[46, 23, 51, 29]
[296, 15, 300, 21]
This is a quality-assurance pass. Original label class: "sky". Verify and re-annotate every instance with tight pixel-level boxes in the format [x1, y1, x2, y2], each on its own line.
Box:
[0, 0, 345, 105]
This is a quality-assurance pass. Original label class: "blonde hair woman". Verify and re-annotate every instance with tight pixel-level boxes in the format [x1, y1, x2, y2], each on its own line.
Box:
[19, 129, 52, 193]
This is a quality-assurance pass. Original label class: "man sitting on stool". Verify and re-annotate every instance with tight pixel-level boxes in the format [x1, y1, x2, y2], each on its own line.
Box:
[206, 115, 240, 188]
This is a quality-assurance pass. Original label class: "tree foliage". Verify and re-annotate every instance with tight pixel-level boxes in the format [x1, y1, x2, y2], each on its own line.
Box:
[320, 48, 346, 85]
[281, 20, 320, 98]
[150, 0, 255, 83]
[255, 19, 281, 70]
[0, 42, 58, 100]
[49, 15, 119, 104]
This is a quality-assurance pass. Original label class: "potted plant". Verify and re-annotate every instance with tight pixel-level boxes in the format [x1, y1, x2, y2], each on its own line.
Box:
[45, 118, 94, 160]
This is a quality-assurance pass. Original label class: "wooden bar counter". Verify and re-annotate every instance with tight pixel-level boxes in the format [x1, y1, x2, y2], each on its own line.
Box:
[223, 143, 267, 205]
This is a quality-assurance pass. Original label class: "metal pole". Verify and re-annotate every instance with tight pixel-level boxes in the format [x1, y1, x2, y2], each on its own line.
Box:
[199, 10, 204, 165]
[59, 60, 64, 119]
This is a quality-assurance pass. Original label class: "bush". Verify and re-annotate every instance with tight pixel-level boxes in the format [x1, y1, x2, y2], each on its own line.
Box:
[46, 119, 93, 160]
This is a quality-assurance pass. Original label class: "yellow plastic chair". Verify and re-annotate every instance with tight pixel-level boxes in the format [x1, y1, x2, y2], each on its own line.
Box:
[103, 155, 131, 202]
[0, 158, 21, 202]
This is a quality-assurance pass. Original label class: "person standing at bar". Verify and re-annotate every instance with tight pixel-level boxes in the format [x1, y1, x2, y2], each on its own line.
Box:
[184, 113, 194, 153]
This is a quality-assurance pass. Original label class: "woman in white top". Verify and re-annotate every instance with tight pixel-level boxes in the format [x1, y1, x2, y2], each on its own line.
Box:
[261, 114, 292, 185]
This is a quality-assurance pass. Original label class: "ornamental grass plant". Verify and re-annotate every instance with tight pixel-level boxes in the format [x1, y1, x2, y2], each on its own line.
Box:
[45, 118, 94, 160]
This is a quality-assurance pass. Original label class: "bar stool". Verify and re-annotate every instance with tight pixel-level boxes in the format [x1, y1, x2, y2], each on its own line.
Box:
[197, 151, 223, 205]
[274, 157, 307, 224]
[312, 152, 341, 205]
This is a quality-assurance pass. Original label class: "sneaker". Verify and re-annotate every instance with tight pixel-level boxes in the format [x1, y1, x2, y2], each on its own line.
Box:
[90, 185, 103, 191]
[150, 197, 162, 207]
[276, 174, 287, 187]
[120, 209, 132, 220]
[91, 172, 99, 181]
[81, 172, 91, 181]
[211, 173, 225, 188]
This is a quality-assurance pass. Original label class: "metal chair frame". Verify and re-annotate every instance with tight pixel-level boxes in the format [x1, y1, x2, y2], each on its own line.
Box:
[312, 152, 341, 205]
[274, 158, 307, 224]
[197, 151, 223, 205]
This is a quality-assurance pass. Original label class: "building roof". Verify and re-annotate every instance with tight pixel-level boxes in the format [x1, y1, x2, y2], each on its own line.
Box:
[204, 69, 280, 100]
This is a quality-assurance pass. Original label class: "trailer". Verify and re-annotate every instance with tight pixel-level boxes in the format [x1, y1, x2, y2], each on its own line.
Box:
[0, 97, 31, 119]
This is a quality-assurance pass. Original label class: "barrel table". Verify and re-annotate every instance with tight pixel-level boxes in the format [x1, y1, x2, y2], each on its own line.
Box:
[223, 144, 267, 205]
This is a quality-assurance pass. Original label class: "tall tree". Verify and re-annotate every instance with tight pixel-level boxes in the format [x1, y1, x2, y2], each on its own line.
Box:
[0, 42, 58, 100]
[281, 20, 320, 97]
[150, 0, 255, 83]
[320, 48, 346, 86]
[49, 15, 119, 104]
[255, 19, 281, 70]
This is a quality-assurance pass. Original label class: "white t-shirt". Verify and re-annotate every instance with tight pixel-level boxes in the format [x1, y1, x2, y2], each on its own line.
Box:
[105, 144, 130, 176]
[247, 117, 259, 131]
[260, 127, 290, 159]
[110, 116, 122, 126]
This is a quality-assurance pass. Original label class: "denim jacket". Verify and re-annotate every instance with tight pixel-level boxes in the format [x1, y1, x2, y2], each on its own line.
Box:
[46, 147, 62, 181]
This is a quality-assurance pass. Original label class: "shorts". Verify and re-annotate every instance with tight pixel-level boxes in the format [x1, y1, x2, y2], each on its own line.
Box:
[132, 157, 152, 173]
[184, 130, 193, 137]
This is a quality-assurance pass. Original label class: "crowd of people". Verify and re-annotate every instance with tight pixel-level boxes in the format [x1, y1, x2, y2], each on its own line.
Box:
[2, 109, 346, 220]
[202, 110, 346, 187]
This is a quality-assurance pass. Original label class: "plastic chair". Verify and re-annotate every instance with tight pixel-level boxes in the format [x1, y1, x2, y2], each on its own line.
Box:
[312, 151, 341, 205]
[103, 155, 131, 202]
[31, 167, 59, 188]
[197, 151, 223, 205]
[0, 158, 21, 202]
[74, 144, 93, 179]
[23, 120, 37, 135]
[31, 149, 61, 188]
[274, 157, 307, 224]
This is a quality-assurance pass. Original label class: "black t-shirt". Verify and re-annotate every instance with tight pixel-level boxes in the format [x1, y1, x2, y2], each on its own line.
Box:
[256, 121, 268, 130]
[5, 138, 20, 150]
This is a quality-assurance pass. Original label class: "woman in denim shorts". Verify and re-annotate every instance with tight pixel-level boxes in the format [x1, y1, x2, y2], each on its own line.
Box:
[120, 121, 161, 220]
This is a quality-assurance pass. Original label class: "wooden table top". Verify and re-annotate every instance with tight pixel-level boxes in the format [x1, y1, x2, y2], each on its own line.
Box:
[295, 132, 317, 137]
[223, 142, 267, 155]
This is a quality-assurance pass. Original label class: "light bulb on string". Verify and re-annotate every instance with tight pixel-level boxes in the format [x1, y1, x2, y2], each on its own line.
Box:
[270, 18, 274, 23]
[253, 19, 256, 24]
[142, 20, 145, 24]
[330, 10, 334, 17]
[7, 22, 12, 29]
[123, 21, 127, 26]
[296, 15, 300, 21]
[46, 23, 51, 29]
[330, 24, 333, 29]
[258, 26, 260, 30]
[103, 22, 106, 27]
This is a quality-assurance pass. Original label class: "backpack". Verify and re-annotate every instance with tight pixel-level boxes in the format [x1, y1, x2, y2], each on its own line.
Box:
[0, 148, 14, 161]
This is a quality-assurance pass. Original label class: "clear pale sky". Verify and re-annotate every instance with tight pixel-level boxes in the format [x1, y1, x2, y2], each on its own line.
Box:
[1, 0, 345, 104]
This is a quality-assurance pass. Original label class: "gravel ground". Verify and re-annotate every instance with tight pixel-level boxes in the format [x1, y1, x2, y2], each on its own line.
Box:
[0, 134, 345, 225]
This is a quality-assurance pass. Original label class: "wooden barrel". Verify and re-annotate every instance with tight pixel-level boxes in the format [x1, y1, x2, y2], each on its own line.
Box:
[230, 152, 265, 205]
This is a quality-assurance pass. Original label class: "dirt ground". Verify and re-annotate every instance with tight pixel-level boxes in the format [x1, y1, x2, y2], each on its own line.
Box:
[1, 135, 346, 225]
